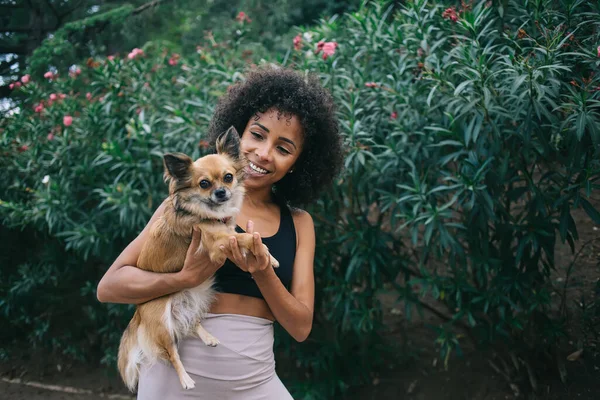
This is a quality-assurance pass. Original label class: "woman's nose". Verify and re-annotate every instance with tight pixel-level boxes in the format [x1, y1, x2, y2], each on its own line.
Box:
[255, 144, 273, 162]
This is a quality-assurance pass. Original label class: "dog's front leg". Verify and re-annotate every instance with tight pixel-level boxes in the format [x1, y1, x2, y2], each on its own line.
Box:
[221, 232, 280, 268]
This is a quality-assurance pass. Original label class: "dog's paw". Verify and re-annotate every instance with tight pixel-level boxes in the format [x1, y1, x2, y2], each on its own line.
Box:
[261, 244, 279, 268]
[201, 333, 220, 347]
[271, 255, 280, 268]
[180, 372, 196, 390]
[205, 336, 220, 347]
[196, 324, 220, 347]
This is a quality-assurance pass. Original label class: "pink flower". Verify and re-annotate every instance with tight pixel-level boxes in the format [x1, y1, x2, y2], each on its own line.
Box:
[86, 92, 92, 101]
[236, 11, 251, 23]
[34, 103, 44, 113]
[18, 144, 29, 153]
[69, 68, 81, 78]
[365, 82, 378, 88]
[63, 115, 73, 127]
[321, 42, 338, 60]
[47, 133, 55, 141]
[293, 35, 302, 51]
[597, 45, 600, 57]
[390, 111, 398, 120]
[59, 93, 66, 100]
[168, 53, 180, 66]
[315, 41, 338, 60]
[127, 48, 144, 60]
[44, 71, 55, 79]
[21, 74, 30, 84]
[49, 93, 57, 101]
[15, 82, 21, 88]
[9, 83, 14, 90]
[107, 55, 115, 61]
[442, 7, 459, 22]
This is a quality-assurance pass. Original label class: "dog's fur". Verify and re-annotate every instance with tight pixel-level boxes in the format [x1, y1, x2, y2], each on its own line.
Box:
[117, 127, 278, 391]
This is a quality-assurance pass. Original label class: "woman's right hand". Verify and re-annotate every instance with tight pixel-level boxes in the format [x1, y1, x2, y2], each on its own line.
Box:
[177, 228, 224, 289]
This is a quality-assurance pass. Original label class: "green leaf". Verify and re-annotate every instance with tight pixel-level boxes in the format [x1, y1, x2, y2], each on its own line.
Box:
[576, 112, 586, 141]
[427, 84, 438, 107]
[454, 80, 473, 96]
[580, 197, 600, 224]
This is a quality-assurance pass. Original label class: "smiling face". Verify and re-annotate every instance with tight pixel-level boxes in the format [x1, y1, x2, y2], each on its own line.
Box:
[239, 108, 304, 191]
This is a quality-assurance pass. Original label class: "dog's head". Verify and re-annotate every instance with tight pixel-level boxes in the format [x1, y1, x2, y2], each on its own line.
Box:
[163, 126, 246, 219]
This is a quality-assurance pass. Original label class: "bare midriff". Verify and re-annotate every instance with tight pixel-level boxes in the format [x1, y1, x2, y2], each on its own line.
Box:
[210, 293, 275, 321]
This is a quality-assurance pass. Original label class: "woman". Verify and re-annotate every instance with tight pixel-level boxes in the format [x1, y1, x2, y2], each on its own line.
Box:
[97, 66, 343, 399]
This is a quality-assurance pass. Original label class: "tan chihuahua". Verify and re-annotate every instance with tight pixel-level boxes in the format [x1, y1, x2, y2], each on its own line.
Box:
[117, 126, 279, 392]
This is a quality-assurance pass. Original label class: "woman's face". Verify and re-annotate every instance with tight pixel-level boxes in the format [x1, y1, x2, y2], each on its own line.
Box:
[239, 108, 304, 191]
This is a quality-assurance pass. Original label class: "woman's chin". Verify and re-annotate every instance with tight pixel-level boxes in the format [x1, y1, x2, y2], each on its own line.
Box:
[243, 175, 271, 190]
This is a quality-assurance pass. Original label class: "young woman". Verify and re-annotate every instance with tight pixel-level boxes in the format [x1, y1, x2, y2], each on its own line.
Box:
[97, 66, 344, 399]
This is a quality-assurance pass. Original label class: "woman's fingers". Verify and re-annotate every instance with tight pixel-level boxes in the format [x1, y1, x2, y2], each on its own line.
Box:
[229, 236, 245, 264]
[246, 220, 254, 234]
[253, 232, 264, 255]
[253, 233, 270, 268]
[188, 227, 202, 255]
[219, 244, 232, 259]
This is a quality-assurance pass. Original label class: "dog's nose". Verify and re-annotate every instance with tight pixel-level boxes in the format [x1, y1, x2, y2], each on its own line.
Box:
[214, 188, 227, 201]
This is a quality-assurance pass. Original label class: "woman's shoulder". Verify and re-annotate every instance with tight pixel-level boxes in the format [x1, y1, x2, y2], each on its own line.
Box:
[288, 207, 314, 233]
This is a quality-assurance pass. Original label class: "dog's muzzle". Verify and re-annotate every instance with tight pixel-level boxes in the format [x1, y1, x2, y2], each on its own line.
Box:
[211, 188, 231, 203]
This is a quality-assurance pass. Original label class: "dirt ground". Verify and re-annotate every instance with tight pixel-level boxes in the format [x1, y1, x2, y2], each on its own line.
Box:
[2, 197, 599, 399]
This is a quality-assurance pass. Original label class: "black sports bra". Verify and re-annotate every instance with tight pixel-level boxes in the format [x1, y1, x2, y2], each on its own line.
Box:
[214, 204, 296, 299]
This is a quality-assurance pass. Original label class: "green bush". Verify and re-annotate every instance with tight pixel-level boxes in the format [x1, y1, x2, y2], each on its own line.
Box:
[293, 0, 600, 391]
[2, 0, 600, 397]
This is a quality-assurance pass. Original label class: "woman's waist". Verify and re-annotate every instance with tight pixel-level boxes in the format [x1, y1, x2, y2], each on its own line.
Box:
[175, 310, 276, 381]
[210, 292, 275, 322]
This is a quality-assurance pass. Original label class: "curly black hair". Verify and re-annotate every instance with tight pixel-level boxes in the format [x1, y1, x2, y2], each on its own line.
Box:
[207, 66, 344, 207]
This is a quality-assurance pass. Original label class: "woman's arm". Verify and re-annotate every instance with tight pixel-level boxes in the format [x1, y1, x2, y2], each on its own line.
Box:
[97, 201, 222, 305]
[225, 210, 315, 342]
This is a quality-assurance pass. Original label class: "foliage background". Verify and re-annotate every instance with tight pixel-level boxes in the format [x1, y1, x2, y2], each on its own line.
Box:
[1, 0, 600, 398]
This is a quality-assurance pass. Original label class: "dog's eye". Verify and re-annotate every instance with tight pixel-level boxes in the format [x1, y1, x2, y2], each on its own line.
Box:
[223, 173, 233, 183]
[199, 180, 211, 189]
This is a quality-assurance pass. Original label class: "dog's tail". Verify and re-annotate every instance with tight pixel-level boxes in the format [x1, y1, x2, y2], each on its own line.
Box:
[118, 310, 142, 392]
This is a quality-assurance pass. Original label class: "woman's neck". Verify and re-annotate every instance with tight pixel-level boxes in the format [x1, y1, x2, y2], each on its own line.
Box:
[243, 186, 275, 209]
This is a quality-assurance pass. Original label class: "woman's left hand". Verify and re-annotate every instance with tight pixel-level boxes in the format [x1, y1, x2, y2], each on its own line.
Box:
[221, 220, 271, 274]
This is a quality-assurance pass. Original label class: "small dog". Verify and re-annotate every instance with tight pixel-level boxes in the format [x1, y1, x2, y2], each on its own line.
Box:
[117, 126, 278, 391]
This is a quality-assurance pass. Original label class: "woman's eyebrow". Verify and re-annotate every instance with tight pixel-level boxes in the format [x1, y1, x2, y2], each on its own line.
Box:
[251, 122, 270, 132]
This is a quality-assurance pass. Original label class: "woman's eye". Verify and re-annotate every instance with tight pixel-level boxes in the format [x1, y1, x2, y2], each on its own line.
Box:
[223, 173, 233, 183]
[200, 180, 211, 189]
[277, 147, 291, 155]
[250, 132, 263, 140]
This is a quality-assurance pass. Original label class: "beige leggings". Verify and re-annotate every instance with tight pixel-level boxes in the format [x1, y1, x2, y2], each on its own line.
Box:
[136, 313, 293, 400]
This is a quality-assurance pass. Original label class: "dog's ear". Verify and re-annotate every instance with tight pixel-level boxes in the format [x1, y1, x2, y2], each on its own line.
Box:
[215, 126, 241, 160]
[163, 152, 193, 181]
